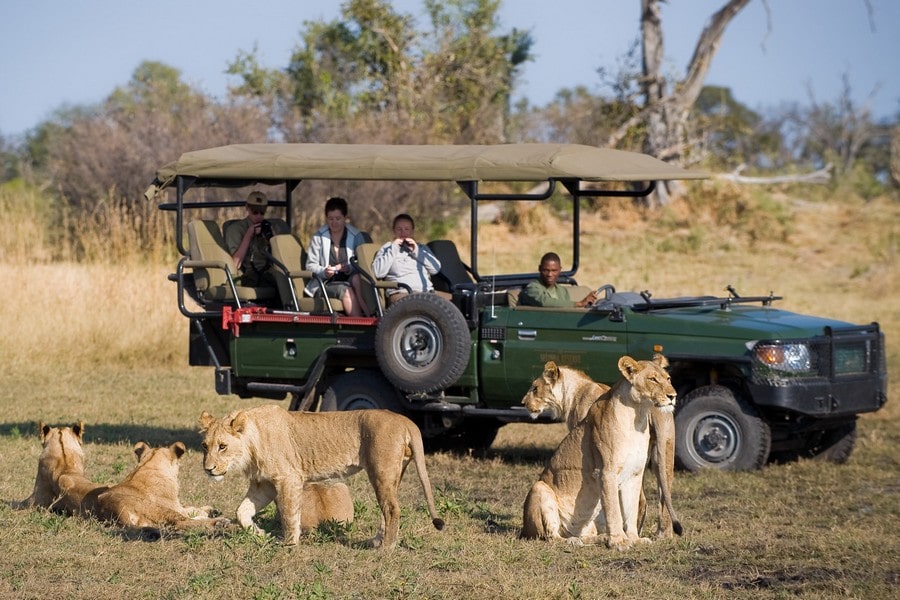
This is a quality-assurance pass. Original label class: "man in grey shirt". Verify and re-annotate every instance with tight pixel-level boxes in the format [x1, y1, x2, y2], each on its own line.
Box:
[372, 213, 447, 306]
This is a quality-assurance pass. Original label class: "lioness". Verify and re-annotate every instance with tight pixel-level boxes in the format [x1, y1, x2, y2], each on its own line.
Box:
[522, 361, 682, 539]
[15, 421, 107, 515]
[521, 354, 677, 550]
[198, 405, 444, 547]
[95, 441, 227, 531]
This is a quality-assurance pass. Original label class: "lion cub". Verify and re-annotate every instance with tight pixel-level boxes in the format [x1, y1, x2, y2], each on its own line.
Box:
[15, 421, 107, 515]
[95, 441, 226, 531]
[521, 354, 677, 550]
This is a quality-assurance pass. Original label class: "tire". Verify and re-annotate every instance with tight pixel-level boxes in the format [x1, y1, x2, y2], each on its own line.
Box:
[802, 421, 857, 464]
[320, 370, 402, 412]
[674, 385, 771, 472]
[375, 292, 471, 393]
[423, 419, 502, 455]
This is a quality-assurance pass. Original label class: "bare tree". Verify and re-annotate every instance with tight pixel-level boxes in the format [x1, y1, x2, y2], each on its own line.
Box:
[607, 0, 753, 204]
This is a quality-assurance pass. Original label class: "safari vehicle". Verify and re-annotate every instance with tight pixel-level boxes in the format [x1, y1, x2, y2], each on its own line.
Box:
[146, 143, 888, 471]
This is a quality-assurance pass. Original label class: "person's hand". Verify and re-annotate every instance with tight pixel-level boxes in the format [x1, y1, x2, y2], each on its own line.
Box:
[399, 238, 417, 254]
[246, 223, 261, 238]
[325, 263, 342, 278]
[577, 290, 598, 308]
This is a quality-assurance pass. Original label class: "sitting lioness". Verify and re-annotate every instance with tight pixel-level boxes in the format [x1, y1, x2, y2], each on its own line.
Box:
[522, 361, 682, 539]
[15, 421, 107, 515]
[521, 354, 677, 550]
[95, 441, 227, 531]
[198, 405, 445, 547]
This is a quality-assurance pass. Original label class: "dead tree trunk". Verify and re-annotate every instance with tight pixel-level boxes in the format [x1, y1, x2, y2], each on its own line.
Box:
[638, 0, 753, 206]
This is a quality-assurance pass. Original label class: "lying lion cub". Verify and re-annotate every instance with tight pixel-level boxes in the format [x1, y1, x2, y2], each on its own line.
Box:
[15, 421, 107, 515]
[521, 354, 677, 550]
[522, 360, 682, 539]
[199, 405, 444, 547]
[95, 441, 227, 531]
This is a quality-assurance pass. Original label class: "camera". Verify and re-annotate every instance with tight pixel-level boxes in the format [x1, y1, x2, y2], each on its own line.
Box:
[258, 219, 274, 240]
[400, 240, 413, 252]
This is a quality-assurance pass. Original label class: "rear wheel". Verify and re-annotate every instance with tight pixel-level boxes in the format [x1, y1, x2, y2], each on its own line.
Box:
[423, 418, 502, 455]
[320, 370, 402, 412]
[675, 385, 771, 472]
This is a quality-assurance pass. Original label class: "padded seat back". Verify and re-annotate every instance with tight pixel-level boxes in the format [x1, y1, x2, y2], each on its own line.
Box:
[427, 239, 475, 293]
[353, 242, 383, 315]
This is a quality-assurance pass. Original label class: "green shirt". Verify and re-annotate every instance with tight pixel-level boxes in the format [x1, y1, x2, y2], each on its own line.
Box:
[519, 280, 574, 307]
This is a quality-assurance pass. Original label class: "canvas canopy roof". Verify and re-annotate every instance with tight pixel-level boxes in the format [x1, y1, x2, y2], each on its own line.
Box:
[147, 143, 706, 197]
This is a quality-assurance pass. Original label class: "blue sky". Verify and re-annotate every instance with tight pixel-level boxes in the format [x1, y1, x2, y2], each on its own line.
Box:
[2, 0, 898, 138]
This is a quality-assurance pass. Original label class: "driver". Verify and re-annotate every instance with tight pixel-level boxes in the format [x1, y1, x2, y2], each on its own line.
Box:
[518, 252, 598, 308]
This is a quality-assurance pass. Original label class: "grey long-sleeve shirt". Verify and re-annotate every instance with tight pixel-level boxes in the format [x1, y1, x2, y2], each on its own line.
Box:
[371, 241, 441, 293]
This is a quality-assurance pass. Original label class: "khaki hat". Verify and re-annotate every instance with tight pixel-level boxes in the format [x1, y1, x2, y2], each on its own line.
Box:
[246, 191, 268, 208]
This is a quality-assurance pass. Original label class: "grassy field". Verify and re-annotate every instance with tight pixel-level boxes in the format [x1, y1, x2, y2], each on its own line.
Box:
[0, 184, 897, 599]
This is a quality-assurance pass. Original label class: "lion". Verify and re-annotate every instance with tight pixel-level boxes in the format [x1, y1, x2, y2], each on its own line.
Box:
[520, 354, 678, 550]
[14, 421, 108, 515]
[198, 405, 444, 547]
[95, 441, 228, 531]
[522, 360, 682, 539]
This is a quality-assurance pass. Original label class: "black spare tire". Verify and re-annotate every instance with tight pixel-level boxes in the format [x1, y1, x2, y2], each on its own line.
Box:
[375, 292, 471, 393]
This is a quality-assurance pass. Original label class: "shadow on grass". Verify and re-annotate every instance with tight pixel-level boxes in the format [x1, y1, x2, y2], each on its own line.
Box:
[0, 421, 205, 450]
[482, 444, 553, 466]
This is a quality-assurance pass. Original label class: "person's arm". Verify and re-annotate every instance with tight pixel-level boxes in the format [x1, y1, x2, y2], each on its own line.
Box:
[305, 230, 328, 277]
[371, 242, 397, 279]
[413, 244, 441, 275]
[225, 220, 256, 271]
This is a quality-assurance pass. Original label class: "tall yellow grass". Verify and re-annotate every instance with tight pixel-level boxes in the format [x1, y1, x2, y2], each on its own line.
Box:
[1, 179, 896, 416]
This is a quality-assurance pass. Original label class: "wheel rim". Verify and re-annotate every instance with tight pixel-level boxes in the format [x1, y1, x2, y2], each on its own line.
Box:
[687, 411, 742, 465]
[391, 316, 442, 372]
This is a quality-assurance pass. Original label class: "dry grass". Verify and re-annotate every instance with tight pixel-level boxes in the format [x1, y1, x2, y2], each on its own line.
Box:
[0, 184, 898, 599]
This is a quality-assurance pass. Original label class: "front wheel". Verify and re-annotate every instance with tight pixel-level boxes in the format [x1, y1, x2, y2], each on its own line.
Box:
[320, 370, 402, 412]
[802, 421, 857, 464]
[674, 386, 771, 472]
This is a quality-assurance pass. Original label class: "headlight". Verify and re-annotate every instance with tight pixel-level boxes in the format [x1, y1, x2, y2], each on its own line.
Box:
[753, 343, 812, 373]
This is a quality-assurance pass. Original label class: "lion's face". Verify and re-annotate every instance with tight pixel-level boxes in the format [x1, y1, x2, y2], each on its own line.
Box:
[522, 361, 565, 420]
[198, 411, 251, 481]
[619, 354, 677, 412]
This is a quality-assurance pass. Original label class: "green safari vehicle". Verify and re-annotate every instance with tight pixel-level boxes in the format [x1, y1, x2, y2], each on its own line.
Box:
[146, 143, 888, 471]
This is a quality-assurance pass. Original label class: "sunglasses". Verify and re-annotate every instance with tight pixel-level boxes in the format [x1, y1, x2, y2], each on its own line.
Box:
[250, 208, 266, 215]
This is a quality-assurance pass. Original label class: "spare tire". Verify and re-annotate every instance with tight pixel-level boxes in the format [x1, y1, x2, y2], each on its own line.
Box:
[375, 293, 471, 393]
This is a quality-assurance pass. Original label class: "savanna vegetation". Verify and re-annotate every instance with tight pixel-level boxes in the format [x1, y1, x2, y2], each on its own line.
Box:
[1, 0, 898, 598]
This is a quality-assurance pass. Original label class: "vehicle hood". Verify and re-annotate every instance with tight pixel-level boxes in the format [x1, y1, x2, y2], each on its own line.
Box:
[626, 304, 855, 341]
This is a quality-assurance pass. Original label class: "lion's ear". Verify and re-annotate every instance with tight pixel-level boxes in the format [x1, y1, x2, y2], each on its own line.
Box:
[543, 361, 561, 384]
[171, 441, 187, 459]
[617, 355, 641, 381]
[652, 353, 669, 369]
[39, 422, 50, 442]
[133, 441, 150, 462]
[198, 412, 215, 432]
[73, 421, 85, 442]
[230, 412, 248, 435]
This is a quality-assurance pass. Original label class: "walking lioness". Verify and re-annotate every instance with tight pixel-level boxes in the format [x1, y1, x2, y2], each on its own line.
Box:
[521, 354, 677, 550]
[522, 360, 682, 539]
[198, 405, 444, 547]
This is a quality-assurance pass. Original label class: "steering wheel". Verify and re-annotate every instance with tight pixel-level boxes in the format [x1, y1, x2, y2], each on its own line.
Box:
[594, 284, 616, 302]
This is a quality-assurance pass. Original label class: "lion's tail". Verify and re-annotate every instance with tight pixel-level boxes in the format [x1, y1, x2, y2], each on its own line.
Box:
[408, 427, 445, 531]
